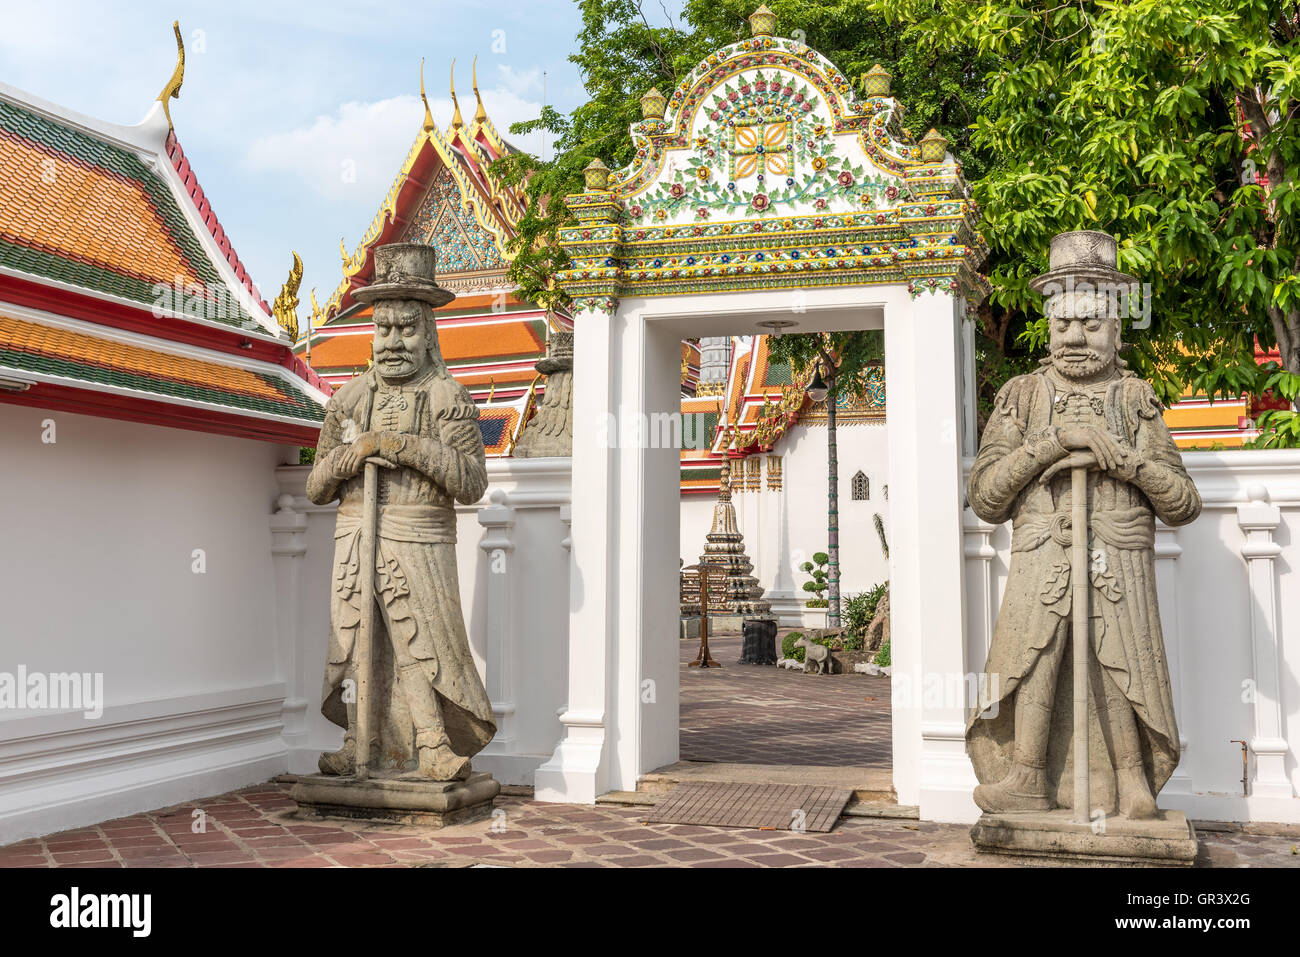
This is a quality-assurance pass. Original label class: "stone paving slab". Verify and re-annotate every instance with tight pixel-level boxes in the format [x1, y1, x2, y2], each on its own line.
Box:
[4, 783, 1297, 868]
[680, 633, 892, 767]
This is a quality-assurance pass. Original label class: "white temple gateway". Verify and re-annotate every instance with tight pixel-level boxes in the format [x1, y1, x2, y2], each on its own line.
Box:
[0, 10, 1298, 845]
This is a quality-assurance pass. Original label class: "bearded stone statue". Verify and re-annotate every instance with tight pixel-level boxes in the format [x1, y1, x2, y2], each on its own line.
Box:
[966, 231, 1202, 822]
[304, 243, 495, 784]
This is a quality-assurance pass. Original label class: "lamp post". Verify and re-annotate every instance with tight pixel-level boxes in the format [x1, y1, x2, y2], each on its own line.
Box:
[806, 354, 841, 628]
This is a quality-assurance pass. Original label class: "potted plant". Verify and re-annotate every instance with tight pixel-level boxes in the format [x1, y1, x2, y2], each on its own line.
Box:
[800, 552, 830, 627]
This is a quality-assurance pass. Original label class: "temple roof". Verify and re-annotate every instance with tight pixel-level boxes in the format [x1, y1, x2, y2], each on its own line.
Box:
[299, 67, 562, 456]
[0, 51, 328, 444]
[319, 70, 530, 324]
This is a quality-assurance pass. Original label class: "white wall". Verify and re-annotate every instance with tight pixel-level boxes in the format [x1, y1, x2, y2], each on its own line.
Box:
[0, 403, 294, 844]
[956, 450, 1300, 824]
[677, 419, 891, 625]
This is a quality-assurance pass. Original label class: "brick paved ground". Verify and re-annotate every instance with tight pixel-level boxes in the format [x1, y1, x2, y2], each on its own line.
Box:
[3, 783, 1296, 868]
[6, 632, 1296, 869]
[680, 632, 891, 766]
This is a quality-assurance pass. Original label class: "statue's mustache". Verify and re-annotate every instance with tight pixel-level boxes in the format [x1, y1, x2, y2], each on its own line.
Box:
[1052, 347, 1101, 360]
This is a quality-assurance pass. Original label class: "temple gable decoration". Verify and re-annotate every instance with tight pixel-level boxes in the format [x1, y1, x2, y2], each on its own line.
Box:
[408, 168, 508, 274]
[557, 7, 989, 313]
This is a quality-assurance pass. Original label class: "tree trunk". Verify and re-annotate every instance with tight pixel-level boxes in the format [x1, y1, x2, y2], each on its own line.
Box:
[826, 359, 841, 629]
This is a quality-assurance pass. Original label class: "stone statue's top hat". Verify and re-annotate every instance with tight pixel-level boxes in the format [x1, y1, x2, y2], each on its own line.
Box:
[1029, 229, 1136, 295]
[353, 243, 456, 308]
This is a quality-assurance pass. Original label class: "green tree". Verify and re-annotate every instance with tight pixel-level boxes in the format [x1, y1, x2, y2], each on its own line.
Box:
[874, 0, 1300, 437]
[768, 330, 884, 627]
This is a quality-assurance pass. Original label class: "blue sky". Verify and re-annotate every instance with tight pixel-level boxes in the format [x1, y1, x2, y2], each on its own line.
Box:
[0, 0, 635, 317]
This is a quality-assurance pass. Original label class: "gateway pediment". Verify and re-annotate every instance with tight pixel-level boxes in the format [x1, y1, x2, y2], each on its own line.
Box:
[557, 8, 989, 310]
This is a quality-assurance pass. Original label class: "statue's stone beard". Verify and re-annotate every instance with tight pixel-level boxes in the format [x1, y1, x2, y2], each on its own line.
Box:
[375, 344, 444, 385]
[1050, 346, 1113, 383]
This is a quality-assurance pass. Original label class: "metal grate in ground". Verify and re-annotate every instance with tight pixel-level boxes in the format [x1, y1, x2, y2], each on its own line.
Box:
[642, 781, 851, 832]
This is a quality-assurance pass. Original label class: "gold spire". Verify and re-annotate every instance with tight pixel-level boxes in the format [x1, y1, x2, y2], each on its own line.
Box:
[419, 58, 435, 133]
[272, 251, 303, 342]
[472, 56, 488, 125]
[155, 20, 185, 130]
[450, 60, 464, 131]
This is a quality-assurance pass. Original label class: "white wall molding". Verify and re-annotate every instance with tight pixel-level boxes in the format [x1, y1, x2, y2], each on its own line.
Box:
[0, 684, 287, 844]
[1236, 485, 1294, 800]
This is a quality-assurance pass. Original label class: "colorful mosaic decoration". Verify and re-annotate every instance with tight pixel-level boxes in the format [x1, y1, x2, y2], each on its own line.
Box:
[555, 12, 988, 309]
[803, 364, 886, 423]
[407, 168, 507, 273]
[625, 71, 886, 225]
[766, 454, 783, 490]
[0, 99, 258, 327]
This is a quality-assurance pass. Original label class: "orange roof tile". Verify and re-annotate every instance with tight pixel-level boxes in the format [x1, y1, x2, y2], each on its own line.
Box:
[309, 321, 543, 369]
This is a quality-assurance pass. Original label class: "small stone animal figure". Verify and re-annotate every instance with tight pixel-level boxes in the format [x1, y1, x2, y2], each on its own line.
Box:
[794, 635, 832, 675]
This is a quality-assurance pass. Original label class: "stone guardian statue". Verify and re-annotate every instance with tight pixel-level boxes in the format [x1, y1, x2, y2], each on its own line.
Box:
[301, 243, 496, 795]
[965, 232, 1201, 858]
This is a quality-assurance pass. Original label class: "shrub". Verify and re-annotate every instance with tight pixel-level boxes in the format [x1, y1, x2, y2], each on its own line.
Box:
[800, 552, 830, 606]
[843, 583, 886, 640]
[873, 638, 891, 667]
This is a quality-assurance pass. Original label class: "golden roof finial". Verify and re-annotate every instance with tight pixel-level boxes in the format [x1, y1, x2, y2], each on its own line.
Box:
[156, 20, 185, 130]
[472, 56, 488, 126]
[272, 251, 303, 342]
[419, 58, 435, 133]
[339, 237, 349, 266]
[450, 59, 464, 131]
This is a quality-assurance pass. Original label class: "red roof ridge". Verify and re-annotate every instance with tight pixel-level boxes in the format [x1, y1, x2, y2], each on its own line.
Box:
[164, 129, 272, 318]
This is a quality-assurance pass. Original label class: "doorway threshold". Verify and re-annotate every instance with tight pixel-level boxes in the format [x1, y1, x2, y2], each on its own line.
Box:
[595, 760, 916, 819]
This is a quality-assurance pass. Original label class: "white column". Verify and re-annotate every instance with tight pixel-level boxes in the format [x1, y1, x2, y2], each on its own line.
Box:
[887, 291, 977, 821]
[1154, 523, 1192, 796]
[1236, 484, 1294, 798]
[269, 492, 310, 767]
[962, 508, 999, 661]
[477, 489, 517, 755]
[610, 312, 680, 790]
[534, 306, 616, 803]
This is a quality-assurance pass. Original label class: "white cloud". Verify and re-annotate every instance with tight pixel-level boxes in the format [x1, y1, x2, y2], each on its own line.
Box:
[494, 64, 543, 99]
[243, 88, 548, 201]
[244, 95, 425, 201]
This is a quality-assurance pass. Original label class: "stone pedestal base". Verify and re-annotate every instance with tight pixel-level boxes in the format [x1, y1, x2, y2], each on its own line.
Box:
[970, 808, 1198, 866]
[291, 771, 500, 827]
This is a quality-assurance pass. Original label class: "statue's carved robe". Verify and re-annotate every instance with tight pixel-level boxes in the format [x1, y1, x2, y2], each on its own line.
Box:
[306, 365, 495, 768]
[966, 367, 1201, 808]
